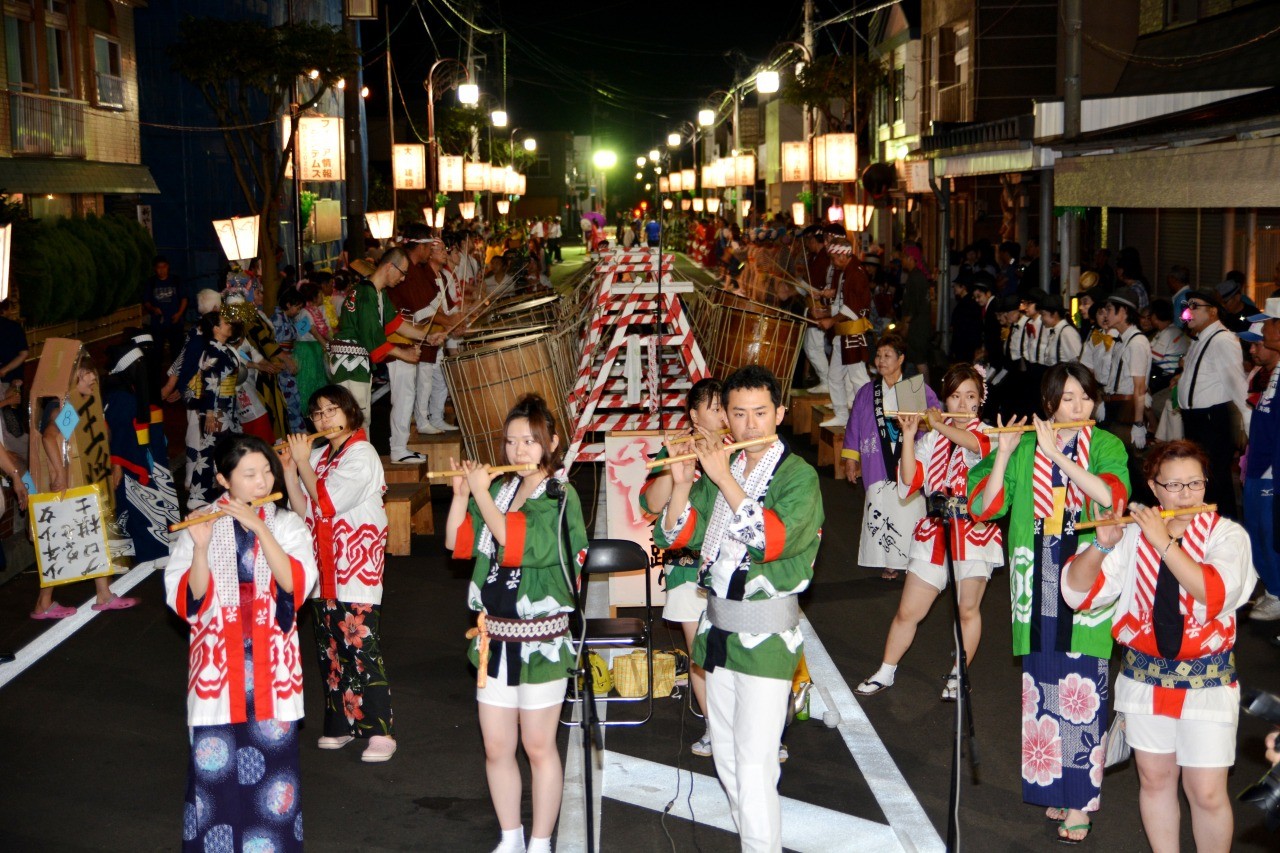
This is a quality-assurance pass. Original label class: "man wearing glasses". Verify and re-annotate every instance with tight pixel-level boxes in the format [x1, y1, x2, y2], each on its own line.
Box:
[330, 248, 425, 426]
[1239, 299, 1280, 623]
[1176, 288, 1249, 517]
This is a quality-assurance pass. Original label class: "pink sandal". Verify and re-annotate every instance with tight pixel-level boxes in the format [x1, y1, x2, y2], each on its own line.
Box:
[91, 595, 139, 612]
[31, 603, 77, 620]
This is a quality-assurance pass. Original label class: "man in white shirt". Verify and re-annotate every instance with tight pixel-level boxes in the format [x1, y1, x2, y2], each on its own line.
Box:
[547, 216, 563, 264]
[1102, 293, 1152, 451]
[1006, 304, 1033, 417]
[1033, 294, 1082, 368]
[1081, 297, 1117, 395]
[1177, 288, 1249, 517]
[1018, 289, 1047, 393]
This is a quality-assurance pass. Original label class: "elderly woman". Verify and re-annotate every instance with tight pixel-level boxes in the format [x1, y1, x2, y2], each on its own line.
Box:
[842, 333, 938, 579]
[1063, 441, 1254, 853]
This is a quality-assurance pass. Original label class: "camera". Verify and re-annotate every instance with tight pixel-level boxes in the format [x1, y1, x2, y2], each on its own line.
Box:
[1239, 687, 1280, 831]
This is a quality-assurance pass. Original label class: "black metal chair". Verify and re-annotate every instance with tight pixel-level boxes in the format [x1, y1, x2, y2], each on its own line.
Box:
[562, 538, 655, 728]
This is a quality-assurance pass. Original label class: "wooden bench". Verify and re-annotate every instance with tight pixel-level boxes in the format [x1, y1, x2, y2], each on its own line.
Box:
[384, 482, 433, 555]
[380, 455, 428, 485]
[810, 405, 833, 446]
[790, 393, 831, 436]
[405, 430, 463, 475]
[818, 424, 845, 471]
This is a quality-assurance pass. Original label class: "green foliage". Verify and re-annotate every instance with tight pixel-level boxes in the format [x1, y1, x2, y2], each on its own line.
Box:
[59, 217, 123, 318]
[781, 53, 884, 134]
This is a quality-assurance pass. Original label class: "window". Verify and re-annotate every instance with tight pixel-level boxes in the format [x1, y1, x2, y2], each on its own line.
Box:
[526, 155, 551, 178]
[892, 66, 906, 125]
[5, 16, 37, 92]
[46, 23, 73, 96]
[1166, 0, 1198, 25]
[45, 0, 69, 15]
[94, 34, 123, 107]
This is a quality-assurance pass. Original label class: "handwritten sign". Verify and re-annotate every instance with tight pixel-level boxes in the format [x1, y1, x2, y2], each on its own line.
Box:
[30, 483, 114, 587]
[604, 432, 669, 608]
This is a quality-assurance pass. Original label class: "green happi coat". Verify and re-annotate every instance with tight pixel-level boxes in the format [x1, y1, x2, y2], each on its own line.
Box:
[654, 447, 823, 681]
[639, 446, 700, 589]
[452, 479, 589, 684]
[331, 281, 404, 385]
[967, 429, 1130, 659]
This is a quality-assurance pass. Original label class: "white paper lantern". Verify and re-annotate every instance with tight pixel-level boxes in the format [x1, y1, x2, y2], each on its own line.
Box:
[438, 155, 464, 193]
[843, 203, 871, 232]
[791, 201, 806, 227]
[659, 176, 669, 193]
[692, 198, 704, 212]
[681, 168, 696, 192]
[819, 134, 858, 182]
[496, 199, 510, 215]
[392, 143, 426, 190]
[212, 215, 260, 263]
[781, 141, 810, 183]
[463, 161, 490, 192]
[365, 210, 395, 240]
[458, 201, 476, 220]
[669, 171, 683, 193]
[705, 197, 721, 214]
[680, 199, 691, 211]
[662, 198, 673, 210]
[827, 203, 843, 222]
[734, 154, 756, 188]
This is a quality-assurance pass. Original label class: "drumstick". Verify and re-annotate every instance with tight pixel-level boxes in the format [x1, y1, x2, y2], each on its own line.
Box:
[645, 435, 778, 469]
[169, 493, 283, 532]
[425, 463, 540, 478]
[272, 427, 342, 456]
[984, 419, 1095, 434]
[885, 411, 978, 420]
[1075, 504, 1216, 531]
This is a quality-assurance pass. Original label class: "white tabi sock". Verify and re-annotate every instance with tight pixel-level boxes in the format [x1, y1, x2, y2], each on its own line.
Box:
[871, 662, 898, 686]
[527, 838, 552, 853]
[491, 826, 525, 853]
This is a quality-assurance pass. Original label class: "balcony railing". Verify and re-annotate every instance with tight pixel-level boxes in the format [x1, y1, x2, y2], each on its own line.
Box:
[9, 91, 86, 158]
[95, 72, 124, 109]
[921, 114, 1035, 153]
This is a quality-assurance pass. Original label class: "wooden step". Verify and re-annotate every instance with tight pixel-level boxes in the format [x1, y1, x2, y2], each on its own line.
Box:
[810, 405, 833, 446]
[380, 455, 428, 485]
[384, 482, 432, 555]
[818, 424, 845, 471]
[790, 393, 831, 436]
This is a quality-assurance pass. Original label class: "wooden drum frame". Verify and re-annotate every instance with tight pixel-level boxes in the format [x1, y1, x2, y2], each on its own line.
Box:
[700, 289, 805, 400]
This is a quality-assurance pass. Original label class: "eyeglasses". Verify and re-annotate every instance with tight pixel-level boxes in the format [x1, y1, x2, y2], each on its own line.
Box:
[312, 406, 342, 420]
[1153, 478, 1207, 493]
[1185, 302, 1211, 311]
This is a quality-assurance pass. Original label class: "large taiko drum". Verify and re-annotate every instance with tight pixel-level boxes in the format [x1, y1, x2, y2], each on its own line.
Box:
[443, 333, 571, 466]
[702, 290, 806, 400]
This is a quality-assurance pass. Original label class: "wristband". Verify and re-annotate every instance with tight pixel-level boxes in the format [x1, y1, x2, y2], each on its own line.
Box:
[1161, 539, 1178, 562]
[1091, 540, 1116, 555]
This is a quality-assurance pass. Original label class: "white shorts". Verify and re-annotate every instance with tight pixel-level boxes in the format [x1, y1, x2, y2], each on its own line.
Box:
[662, 581, 707, 623]
[476, 652, 568, 711]
[905, 558, 995, 592]
[1124, 711, 1238, 768]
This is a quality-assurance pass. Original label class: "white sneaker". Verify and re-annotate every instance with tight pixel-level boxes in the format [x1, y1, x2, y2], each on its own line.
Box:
[1251, 592, 1280, 621]
[415, 423, 443, 435]
[807, 383, 829, 395]
[317, 735, 354, 749]
[691, 732, 712, 757]
[941, 673, 959, 702]
[818, 417, 847, 429]
[430, 421, 460, 432]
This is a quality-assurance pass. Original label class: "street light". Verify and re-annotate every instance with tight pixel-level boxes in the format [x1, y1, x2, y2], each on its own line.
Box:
[697, 108, 715, 127]
[592, 149, 616, 216]
[491, 109, 508, 128]
[756, 70, 780, 94]
[424, 58, 476, 201]
[457, 83, 479, 105]
[667, 132, 681, 148]
[636, 156, 646, 167]
[523, 137, 537, 152]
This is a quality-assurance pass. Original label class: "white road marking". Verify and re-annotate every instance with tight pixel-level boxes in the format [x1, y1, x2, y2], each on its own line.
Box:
[0, 559, 163, 691]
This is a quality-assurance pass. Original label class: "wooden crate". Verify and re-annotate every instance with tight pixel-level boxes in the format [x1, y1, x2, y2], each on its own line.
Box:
[818, 425, 845, 470]
[789, 394, 831, 436]
[384, 482, 432, 555]
[380, 456, 428, 485]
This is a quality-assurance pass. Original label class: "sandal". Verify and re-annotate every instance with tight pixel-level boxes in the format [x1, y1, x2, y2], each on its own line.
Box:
[855, 678, 892, 696]
[1057, 821, 1091, 844]
[91, 595, 139, 612]
[1045, 808, 1068, 822]
[880, 569, 900, 581]
[31, 602, 76, 620]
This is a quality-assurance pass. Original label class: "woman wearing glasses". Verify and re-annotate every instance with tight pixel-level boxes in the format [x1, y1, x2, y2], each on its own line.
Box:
[282, 385, 397, 762]
[1064, 440, 1256, 853]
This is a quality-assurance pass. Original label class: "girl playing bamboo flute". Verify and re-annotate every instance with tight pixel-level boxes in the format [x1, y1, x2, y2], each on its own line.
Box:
[1063, 441, 1256, 853]
[968, 362, 1130, 844]
[445, 394, 589, 853]
[856, 364, 1003, 701]
[281, 384, 397, 762]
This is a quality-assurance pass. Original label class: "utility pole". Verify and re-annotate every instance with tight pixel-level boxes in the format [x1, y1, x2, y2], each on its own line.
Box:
[803, 0, 816, 221]
[1062, 0, 1083, 294]
[385, 9, 396, 223]
[343, 14, 366, 260]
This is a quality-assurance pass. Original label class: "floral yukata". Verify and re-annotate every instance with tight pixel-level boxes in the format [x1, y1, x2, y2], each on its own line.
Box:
[969, 427, 1129, 815]
[270, 306, 303, 434]
[452, 476, 589, 687]
[843, 375, 939, 570]
[164, 501, 318, 853]
[187, 339, 239, 510]
[298, 430, 394, 740]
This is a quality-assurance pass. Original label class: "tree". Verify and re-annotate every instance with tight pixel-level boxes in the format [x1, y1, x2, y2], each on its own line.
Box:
[170, 18, 358, 307]
[781, 53, 884, 137]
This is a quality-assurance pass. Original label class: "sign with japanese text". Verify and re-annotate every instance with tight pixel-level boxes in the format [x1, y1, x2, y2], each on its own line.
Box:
[30, 483, 114, 587]
[288, 116, 345, 183]
[393, 143, 427, 190]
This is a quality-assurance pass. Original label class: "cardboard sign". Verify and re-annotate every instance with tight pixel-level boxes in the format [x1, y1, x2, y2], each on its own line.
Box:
[30, 483, 114, 587]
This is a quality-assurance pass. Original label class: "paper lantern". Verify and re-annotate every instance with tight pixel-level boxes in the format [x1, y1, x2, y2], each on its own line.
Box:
[365, 210, 394, 240]
[692, 198, 704, 212]
[813, 139, 827, 182]
[781, 141, 810, 182]
[434, 208, 446, 228]
[515, 174, 526, 196]
[438, 155, 464, 193]
[680, 199, 691, 211]
[662, 198, 673, 210]
[659, 176, 669, 193]
[756, 70, 780, 94]
[791, 201, 806, 227]
[827, 203, 843, 222]
[669, 171, 683, 193]
[0, 222, 10, 300]
[463, 161, 490, 192]
[819, 134, 858, 182]
[843, 203, 872, 232]
[293, 116, 344, 182]
[740, 200, 752, 221]
[734, 154, 756, 188]
[423, 207, 445, 228]
[496, 199, 510, 215]
[458, 201, 476, 220]
[212, 215, 260, 263]
[706, 197, 721, 214]
[681, 168, 696, 192]
[392, 143, 426, 190]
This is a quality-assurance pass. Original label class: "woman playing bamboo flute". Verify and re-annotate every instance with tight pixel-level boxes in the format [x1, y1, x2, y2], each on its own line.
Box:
[446, 394, 588, 853]
[856, 364, 1003, 700]
[282, 384, 397, 762]
[1063, 441, 1256, 853]
[164, 434, 318, 852]
[968, 362, 1130, 843]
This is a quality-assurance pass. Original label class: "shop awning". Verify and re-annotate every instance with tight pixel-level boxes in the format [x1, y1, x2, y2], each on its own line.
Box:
[1054, 135, 1280, 208]
[0, 159, 159, 195]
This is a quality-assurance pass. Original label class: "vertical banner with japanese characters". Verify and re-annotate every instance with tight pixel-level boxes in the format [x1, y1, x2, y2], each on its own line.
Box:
[603, 431, 668, 609]
[30, 483, 114, 586]
[297, 116, 345, 182]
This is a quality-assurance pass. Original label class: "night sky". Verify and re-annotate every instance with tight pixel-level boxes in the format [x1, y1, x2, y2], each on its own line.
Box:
[380, 0, 860, 158]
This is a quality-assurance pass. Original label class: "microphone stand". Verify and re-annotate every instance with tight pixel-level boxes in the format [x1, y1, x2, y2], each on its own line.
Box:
[548, 478, 598, 853]
[926, 493, 980, 852]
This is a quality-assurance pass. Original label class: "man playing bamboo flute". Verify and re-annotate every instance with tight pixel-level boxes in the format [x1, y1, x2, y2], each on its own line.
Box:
[654, 365, 824, 853]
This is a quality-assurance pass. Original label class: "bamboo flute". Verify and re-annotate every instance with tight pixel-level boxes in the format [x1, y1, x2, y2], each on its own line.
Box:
[984, 419, 1095, 434]
[425, 463, 539, 479]
[169, 493, 284, 533]
[645, 435, 778, 470]
[1075, 504, 1216, 531]
[272, 427, 342, 456]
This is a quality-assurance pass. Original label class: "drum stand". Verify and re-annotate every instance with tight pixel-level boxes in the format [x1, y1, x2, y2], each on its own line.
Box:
[926, 493, 980, 853]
